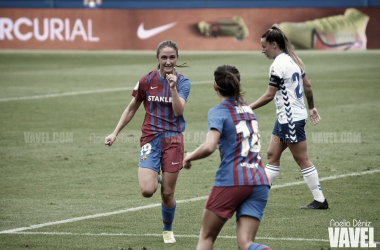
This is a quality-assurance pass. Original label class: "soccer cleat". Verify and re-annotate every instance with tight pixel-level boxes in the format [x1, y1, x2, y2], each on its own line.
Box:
[279, 8, 369, 50]
[163, 231, 176, 243]
[197, 16, 249, 41]
[300, 199, 329, 209]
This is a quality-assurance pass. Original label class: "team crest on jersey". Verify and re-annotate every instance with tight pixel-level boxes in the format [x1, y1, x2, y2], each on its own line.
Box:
[270, 66, 278, 76]
[134, 81, 139, 91]
[141, 154, 147, 161]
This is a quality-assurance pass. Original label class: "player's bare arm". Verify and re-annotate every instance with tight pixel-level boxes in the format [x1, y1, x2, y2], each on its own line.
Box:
[167, 71, 186, 116]
[105, 97, 142, 146]
[183, 129, 221, 169]
[303, 76, 321, 125]
[249, 85, 277, 110]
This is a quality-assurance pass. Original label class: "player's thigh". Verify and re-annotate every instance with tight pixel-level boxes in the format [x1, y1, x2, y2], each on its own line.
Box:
[138, 138, 161, 172]
[199, 209, 227, 241]
[267, 134, 287, 160]
[287, 140, 312, 168]
[236, 215, 261, 247]
[138, 167, 159, 194]
[161, 134, 184, 173]
[161, 171, 179, 196]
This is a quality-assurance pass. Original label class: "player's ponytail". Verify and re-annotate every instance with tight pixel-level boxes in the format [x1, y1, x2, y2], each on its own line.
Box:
[156, 40, 189, 69]
[214, 65, 244, 105]
[262, 24, 305, 72]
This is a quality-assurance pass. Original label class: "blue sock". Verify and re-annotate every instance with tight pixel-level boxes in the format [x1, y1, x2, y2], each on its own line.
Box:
[158, 175, 161, 184]
[248, 243, 271, 250]
[162, 203, 176, 231]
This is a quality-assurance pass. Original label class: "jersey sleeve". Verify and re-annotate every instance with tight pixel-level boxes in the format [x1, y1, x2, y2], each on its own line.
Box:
[177, 75, 191, 101]
[207, 106, 225, 134]
[269, 62, 285, 89]
[132, 76, 146, 102]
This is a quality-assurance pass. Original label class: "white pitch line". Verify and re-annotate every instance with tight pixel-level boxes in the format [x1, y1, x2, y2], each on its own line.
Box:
[0, 196, 208, 234]
[9, 231, 380, 245]
[0, 169, 379, 235]
[271, 169, 380, 189]
[9, 232, 380, 244]
[9, 232, 330, 242]
[0, 80, 212, 102]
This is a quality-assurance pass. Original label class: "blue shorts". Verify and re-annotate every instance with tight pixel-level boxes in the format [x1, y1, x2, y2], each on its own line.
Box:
[139, 133, 183, 173]
[272, 119, 306, 143]
[205, 185, 269, 221]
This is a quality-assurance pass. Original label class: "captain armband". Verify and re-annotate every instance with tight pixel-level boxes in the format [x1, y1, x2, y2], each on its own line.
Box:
[269, 75, 283, 89]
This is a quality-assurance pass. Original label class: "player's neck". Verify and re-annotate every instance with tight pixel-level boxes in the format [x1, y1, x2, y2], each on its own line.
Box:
[219, 95, 233, 103]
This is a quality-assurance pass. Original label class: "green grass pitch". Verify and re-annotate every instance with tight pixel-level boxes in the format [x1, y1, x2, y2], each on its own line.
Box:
[0, 50, 379, 250]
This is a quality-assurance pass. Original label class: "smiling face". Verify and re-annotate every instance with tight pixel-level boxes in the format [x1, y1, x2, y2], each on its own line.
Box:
[261, 37, 278, 60]
[157, 46, 178, 77]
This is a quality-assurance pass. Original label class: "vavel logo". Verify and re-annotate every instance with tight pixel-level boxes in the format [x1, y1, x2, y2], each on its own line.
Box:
[0, 17, 99, 42]
[329, 219, 377, 248]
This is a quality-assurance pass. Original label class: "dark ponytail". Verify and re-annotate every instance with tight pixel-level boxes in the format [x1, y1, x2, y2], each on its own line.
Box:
[214, 65, 244, 105]
[262, 24, 305, 72]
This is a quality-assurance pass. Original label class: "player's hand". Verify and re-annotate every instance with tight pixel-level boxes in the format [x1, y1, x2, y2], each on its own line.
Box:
[309, 108, 321, 125]
[105, 133, 117, 147]
[166, 67, 177, 90]
[183, 152, 192, 169]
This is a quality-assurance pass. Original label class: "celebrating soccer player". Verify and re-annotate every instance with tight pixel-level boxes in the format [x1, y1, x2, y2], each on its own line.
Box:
[105, 40, 191, 243]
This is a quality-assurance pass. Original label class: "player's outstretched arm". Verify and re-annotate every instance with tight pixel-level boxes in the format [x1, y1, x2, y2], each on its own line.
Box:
[249, 85, 277, 110]
[105, 97, 142, 146]
[303, 76, 321, 125]
[183, 129, 221, 169]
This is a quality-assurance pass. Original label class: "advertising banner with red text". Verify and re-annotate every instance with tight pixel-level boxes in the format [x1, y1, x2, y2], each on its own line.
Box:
[1, 7, 379, 50]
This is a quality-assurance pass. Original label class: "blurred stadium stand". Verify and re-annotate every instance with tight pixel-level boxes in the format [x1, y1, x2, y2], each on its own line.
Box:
[0, 0, 380, 9]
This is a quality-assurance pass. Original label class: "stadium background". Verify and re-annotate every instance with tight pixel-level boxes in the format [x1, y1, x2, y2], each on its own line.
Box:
[1, 1, 380, 250]
[1, 0, 380, 50]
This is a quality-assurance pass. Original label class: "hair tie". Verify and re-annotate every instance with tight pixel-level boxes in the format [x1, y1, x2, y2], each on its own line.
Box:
[214, 80, 226, 91]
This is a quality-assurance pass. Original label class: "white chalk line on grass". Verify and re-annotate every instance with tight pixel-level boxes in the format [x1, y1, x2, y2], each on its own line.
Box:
[0, 169, 379, 236]
[10, 232, 331, 242]
[8, 232, 380, 244]
[0, 80, 212, 102]
[0, 196, 208, 234]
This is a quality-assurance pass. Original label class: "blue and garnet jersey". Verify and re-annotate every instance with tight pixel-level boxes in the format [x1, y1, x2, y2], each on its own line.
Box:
[207, 98, 270, 187]
[132, 70, 191, 147]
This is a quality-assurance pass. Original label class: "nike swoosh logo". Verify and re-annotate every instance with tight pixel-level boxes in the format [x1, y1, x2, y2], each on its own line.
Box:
[172, 162, 180, 165]
[150, 86, 158, 89]
[137, 22, 177, 40]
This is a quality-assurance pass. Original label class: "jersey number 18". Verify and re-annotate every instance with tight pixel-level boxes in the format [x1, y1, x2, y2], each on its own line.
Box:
[235, 120, 261, 157]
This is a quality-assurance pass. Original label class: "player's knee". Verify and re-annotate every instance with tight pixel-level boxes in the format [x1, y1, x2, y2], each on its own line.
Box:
[140, 187, 156, 198]
[292, 155, 309, 167]
[161, 189, 174, 200]
[267, 149, 277, 161]
[237, 240, 251, 250]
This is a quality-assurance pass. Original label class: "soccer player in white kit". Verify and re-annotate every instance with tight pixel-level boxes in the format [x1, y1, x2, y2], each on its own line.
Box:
[249, 25, 328, 209]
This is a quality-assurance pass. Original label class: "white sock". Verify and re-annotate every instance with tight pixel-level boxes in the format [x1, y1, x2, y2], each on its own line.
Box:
[265, 164, 280, 185]
[301, 166, 325, 203]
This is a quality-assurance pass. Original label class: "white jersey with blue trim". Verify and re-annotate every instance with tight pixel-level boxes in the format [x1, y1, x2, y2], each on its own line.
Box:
[269, 53, 308, 124]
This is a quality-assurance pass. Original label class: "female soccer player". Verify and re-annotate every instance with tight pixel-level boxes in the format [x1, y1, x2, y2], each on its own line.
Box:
[105, 40, 190, 243]
[249, 24, 328, 209]
[183, 65, 271, 250]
